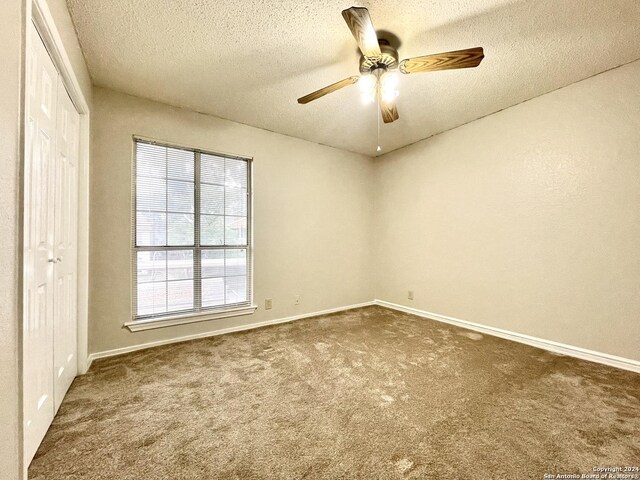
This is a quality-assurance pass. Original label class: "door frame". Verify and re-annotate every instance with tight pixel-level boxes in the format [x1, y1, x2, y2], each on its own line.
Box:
[27, 0, 90, 376]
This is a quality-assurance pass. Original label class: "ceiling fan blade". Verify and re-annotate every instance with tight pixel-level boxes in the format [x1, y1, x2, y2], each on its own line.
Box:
[380, 98, 399, 124]
[399, 47, 484, 74]
[297, 76, 360, 104]
[341, 7, 382, 59]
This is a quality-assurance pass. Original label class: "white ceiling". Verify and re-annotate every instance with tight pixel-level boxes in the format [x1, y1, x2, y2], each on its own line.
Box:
[67, 0, 640, 156]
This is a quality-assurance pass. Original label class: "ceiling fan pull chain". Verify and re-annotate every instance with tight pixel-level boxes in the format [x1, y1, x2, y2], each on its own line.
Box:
[376, 93, 381, 153]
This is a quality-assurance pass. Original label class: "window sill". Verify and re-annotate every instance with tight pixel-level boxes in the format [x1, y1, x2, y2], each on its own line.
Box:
[124, 305, 258, 332]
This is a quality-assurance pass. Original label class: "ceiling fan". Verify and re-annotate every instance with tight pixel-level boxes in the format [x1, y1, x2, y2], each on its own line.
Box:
[297, 6, 485, 124]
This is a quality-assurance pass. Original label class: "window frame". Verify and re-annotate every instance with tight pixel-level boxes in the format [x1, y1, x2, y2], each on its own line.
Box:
[125, 136, 256, 331]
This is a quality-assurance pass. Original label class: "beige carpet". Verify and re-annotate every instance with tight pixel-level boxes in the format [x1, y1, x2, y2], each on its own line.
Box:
[30, 306, 640, 479]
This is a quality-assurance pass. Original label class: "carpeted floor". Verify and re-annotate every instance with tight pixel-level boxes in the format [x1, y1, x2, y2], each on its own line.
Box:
[29, 306, 640, 479]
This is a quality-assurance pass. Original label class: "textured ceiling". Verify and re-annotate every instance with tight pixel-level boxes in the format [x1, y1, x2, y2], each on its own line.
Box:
[67, 0, 640, 156]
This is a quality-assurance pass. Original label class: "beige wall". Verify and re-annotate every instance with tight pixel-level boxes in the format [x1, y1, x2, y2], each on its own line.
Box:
[91, 61, 640, 361]
[0, 0, 23, 477]
[374, 60, 640, 361]
[89, 87, 375, 354]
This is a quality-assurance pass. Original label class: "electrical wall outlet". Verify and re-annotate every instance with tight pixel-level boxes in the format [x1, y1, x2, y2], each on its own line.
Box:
[294, 295, 300, 305]
[408, 291, 414, 300]
[265, 299, 272, 310]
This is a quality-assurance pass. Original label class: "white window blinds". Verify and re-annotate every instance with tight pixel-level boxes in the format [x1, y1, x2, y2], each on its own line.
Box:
[132, 139, 252, 320]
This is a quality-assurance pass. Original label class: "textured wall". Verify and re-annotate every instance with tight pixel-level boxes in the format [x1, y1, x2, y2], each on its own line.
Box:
[0, 0, 23, 477]
[374, 60, 640, 361]
[89, 87, 375, 354]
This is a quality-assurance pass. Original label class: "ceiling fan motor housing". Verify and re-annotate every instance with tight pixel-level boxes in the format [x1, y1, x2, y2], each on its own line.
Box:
[359, 39, 399, 74]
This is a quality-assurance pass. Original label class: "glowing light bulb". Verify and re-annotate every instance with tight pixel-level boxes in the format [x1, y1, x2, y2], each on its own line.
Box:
[358, 74, 377, 93]
[381, 71, 399, 90]
[377, 145, 382, 152]
[381, 88, 399, 104]
[361, 91, 376, 105]
[380, 71, 400, 104]
[358, 74, 377, 105]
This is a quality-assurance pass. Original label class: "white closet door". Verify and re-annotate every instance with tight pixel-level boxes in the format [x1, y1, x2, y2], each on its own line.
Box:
[53, 82, 79, 412]
[24, 22, 58, 465]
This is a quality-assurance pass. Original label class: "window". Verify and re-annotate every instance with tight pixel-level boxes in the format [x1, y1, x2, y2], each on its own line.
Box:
[130, 139, 253, 327]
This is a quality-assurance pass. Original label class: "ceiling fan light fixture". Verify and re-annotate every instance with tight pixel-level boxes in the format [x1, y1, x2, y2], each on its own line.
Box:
[380, 71, 399, 104]
[381, 87, 399, 104]
[358, 74, 376, 93]
[358, 74, 377, 105]
[361, 90, 376, 105]
[381, 71, 399, 90]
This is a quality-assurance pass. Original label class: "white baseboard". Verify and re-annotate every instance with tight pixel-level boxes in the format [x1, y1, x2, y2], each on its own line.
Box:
[375, 299, 640, 374]
[86, 299, 640, 375]
[86, 301, 376, 369]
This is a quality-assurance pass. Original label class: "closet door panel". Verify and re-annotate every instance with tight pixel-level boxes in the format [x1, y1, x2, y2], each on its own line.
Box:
[53, 83, 80, 412]
[23, 22, 58, 466]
